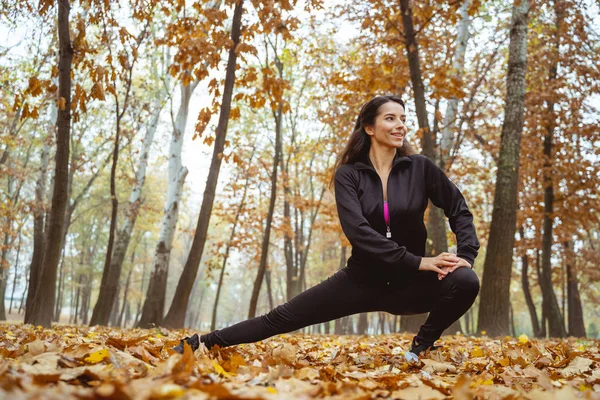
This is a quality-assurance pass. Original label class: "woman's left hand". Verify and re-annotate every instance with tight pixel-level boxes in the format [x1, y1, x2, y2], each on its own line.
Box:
[437, 257, 471, 280]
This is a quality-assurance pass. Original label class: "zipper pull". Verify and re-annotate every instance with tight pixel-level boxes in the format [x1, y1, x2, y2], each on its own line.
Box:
[386, 226, 391, 238]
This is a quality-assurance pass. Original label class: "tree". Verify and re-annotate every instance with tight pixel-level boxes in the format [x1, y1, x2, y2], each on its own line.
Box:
[163, 0, 245, 328]
[478, 0, 529, 337]
[25, 0, 73, 327]
[90, 8, 150, 326]
[537, 0, 567, 338]
[137, 81, 196, 328]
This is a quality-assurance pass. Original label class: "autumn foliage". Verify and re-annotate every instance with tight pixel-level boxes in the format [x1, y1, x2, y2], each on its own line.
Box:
[1, 324, 599, 399]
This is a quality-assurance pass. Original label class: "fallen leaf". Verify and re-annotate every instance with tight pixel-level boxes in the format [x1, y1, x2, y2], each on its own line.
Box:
[560, 356, 592, 378]
[84, 349, 110, 364]
[27, 339, 45, 356]
[519, 334, 529, 344]
[422, 359, 457, 373]
[391, 385, 446, 400]
[212, 360, 232, 378]
[470, 346, 484, 358]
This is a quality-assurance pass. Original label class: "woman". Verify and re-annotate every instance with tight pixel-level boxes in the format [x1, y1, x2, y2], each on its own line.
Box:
[175, 95, 480, 357]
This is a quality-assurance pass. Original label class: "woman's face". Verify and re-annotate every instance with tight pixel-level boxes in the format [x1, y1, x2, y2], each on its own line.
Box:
[364, 101, 407, 149]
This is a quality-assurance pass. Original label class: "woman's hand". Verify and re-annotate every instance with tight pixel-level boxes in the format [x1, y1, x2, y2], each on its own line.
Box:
[418, 253, 459, 277]
[436, 257, 471, 280]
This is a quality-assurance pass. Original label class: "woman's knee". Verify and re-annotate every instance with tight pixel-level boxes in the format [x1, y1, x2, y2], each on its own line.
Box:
[449, 267, 480, 297]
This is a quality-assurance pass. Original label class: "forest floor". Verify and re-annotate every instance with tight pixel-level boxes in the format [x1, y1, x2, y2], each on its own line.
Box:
[0, 323, 598, 399]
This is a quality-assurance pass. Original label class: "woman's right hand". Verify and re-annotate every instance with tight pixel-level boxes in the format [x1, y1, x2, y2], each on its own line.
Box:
[418, 253, 459, 277]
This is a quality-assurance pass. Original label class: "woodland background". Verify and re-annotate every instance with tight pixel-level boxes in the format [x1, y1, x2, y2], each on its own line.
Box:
[1, 0, 599, 341]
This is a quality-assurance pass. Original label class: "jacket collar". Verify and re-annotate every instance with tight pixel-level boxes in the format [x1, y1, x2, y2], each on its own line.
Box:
[353, 150, 413, 171]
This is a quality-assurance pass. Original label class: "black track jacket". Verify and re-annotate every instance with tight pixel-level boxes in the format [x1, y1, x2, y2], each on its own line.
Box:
[334, 152, 480, 286]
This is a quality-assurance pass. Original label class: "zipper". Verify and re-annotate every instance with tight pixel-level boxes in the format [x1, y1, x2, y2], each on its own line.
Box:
[367, 160, 401, 240]
[385, 172, 392, 238]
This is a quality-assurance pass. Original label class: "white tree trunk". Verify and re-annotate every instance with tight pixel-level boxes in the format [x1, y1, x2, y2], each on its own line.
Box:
[440, 0, 472, 167]
[137, 80, 197, 327]
[156, 81, 197, 274]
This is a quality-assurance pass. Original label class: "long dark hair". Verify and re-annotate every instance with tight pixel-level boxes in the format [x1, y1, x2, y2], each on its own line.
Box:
[333, 95, 417, 174]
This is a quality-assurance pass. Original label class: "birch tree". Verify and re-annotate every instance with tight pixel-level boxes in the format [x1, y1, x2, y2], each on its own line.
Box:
[163, 0, 245, 328]
[137, 81, 196, 328]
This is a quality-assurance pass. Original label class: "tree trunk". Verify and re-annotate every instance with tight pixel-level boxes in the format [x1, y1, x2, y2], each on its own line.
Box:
[8, 231, 22, 315]
[1, 163, 12, 321]
[90, 16, 144, 326]
[535, 249, 547, 337]
[464, 309, 471, 335]
[163, 0, 244, 328]
[265, 268, 274, 310]
[73, 273, 82, 325]
[211, 149, 254, 331]
[54, 246, 67, 322]
[135, 238, 149, 325]
[24, 131, 52, 319]
[565, 241, 585, 337]
[357, 313, 368, 335]
[81, 270, 92, 325]
[400, 0, 448, 267]
[102, 97, 162, 324]
[539, 0, 567, 338]
[0, 275, 6, 320]
[19, 267, 28, 314]
[283, 168, 296, 301]
[137, 82, 196, 328]
[477, 0, 529, 337]
[401, 315, 426, 333]
[520, 228, 541, 337]
[118, 265, 133, 328]
[110, 282, 121, 327]
[440, 0, 472, 168]
[248, 100, 283, 319]
[509, 303, 516, 336]
[90, 119, 123, 325]
[25, 0, 73, 327]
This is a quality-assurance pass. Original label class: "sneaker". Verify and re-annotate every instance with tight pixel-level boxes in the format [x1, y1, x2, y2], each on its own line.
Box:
[409, 337, 441, 357]
[173, 333, 200, 354]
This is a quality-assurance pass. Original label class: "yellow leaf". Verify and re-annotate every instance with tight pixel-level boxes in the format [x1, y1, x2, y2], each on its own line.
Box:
[85, 349, 110, 364]
[267, 387, 277, 394]
[579, 384, 591, 392]
[483, 378, 494, 385]
[212, 360, 232, 378]
[481, 330, 487, 335]
[471, 346, 484, 357]
[518, 334, 529, 344]
[498, 357, 510, 367]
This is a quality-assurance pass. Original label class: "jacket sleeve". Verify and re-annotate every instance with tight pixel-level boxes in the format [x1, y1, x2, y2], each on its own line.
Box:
[334, 166, 422, 271]
[423, 157, 480, 267]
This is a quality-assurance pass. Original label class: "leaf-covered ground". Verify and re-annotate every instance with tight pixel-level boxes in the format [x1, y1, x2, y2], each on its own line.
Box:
[0, 324, 598, 399]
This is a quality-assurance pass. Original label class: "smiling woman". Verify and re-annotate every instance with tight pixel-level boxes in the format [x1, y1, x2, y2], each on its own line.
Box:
[175, 95, 480, 358]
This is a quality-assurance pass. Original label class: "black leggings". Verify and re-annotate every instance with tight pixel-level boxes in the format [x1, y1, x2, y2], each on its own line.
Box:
[200, 267, 479, 349]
